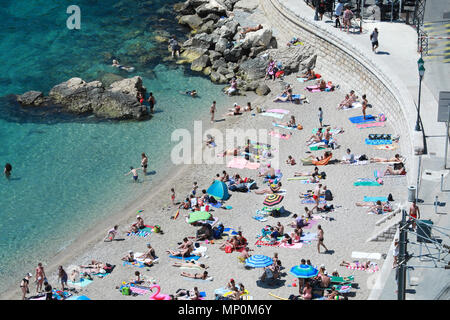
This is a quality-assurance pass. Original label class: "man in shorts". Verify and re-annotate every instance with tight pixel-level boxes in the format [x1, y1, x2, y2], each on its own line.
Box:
[370, 28, 379, 53]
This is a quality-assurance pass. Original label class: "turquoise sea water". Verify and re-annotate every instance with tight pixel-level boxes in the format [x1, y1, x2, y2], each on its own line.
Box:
[0, 0, 227, 292]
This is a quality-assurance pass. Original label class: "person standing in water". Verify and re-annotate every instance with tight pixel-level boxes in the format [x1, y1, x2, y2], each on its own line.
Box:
[4, 163, 12, 179]
[210, 101, 217, 124]
[148, 92, 155, 114]
[141, 153, 149, 175]
[125, 167, 142, 182]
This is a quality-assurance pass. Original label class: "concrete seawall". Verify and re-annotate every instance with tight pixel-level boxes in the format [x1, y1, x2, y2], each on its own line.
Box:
[259, 0, 419, 186]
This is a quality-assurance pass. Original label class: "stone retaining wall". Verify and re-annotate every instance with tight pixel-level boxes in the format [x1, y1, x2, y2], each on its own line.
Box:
[259, 0, 417, 185]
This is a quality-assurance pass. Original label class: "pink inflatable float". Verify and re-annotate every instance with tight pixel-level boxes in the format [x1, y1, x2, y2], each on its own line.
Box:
[149, 284, 171, 300]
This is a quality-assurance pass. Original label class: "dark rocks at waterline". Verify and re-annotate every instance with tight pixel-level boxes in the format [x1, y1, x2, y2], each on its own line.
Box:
[17, 77, 149, 121]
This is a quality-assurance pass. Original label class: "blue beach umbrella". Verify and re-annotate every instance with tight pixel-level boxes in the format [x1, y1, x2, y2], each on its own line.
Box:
[245, 255, 273, 268]
[289, 264, 319, 278]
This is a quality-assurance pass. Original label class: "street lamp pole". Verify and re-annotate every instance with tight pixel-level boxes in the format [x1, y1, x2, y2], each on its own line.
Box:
[415, 58, 425, 131]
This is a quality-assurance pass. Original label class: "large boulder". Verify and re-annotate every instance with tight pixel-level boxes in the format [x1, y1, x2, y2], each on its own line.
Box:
[211, 57, 227, 71]
[208, 50, 223, 62]
[45, 77, 148, 120]
[16, 91, 45, 106]
[178, 47, 208, 64]
[191, 55, 211, 71]
[265, 45, 315, 75]
[178, 14, 204, 30]
[238, 56, 268, 81]
[215, 37, 229, 53]
[173, 2, 196, 15]
[223, 46, 242, 62]
[234, 0, 259, 12]
[210, 71, 228, 84]
[255, 83, 271, 96]
[195, 0, 227, 18]
[242, 28, 273, 50]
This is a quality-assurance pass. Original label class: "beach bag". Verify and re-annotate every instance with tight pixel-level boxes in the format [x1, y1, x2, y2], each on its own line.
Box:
[319, 171, 326, 179]
[153, 225, 161, 233]
[379, 113, 386, 122]
[121, 287, 130, 296]
[388, 193, 394, 201]
[359, 154, 368, 161]
[297, 124, 303, 130]
[225, 245, 233, 253]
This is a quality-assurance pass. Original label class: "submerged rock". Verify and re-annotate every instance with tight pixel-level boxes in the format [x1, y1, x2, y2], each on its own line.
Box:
[16, 91, 45, 106]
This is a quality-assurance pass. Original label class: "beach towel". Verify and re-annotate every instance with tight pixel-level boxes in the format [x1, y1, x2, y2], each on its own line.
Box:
[346, 263, 379, 273]
[245, 162, 261, 170]
[272, 123, 296, 130]
[357, 122, 386, 129]
[364, 196, 387, 202]
[278, 242, 303, 249]
[300, 232, 317, 243]
[301, 198, 326, 204]
[312, 128, 343, 135]
[292, 94, 305, 100]
[123, 261, 146, 268]
[354, 179, 382, 186]
[269, 131, 291, 140]
[287, 177, 309, 181]
[169, 255, 201, 261]
[261, 112, 285, 119]
[182, 276, 214, 282]
[267, 109, 290, 114]
[309, 144, 327, 151]
[127, 225, 154, 237]
[374, 144, 399, 151]
[67, 278, 93, 287]
[340, 102, 363, 110]
[365, 138, 392, 145]
[349, 115, 376, 124]
[227, 157, 247, 169]
[303, 219, 318, 229]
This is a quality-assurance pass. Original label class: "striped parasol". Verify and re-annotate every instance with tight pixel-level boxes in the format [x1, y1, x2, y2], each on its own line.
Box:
[289, 264, 319, 278]
[263, 194, 284, 206]
[245, 255, 273, 268]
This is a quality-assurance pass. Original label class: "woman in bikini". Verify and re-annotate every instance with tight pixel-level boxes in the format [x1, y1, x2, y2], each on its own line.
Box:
[141, 153, 148, 175]
[297, 68, 316, 81]
[180, 271, 209, 280]
[273, 85, 293, 102]
[254, 181, 282, 195]
[370, 154, 403, 163]
[306, 128, 323, 145]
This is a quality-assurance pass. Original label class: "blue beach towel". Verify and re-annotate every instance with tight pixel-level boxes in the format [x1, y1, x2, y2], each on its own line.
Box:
[365, 138, 392, 145]
[349, 115, 376, 124]
[364, 196, 388, 202]
[169, 255, 201, 261]
[122, 261, 146, 268]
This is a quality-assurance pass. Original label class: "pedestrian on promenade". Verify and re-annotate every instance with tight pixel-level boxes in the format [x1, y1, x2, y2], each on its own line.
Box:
[370, 28, 379, 53]
[318, 0, 326, 21]
[409, 200, 420, 230]
[317, 225, 329, 253]
[343, 6, 353, 33]
[210, 101, 216, 123]
[335, 0, 344, 29]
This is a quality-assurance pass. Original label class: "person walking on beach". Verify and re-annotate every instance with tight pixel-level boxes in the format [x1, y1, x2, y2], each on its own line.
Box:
[141, 153, 149, 175]
[125, 166, 142, 182]
[20, 273, 32, 300]
[318, 107, 323, 127]
[317, 225, 329, 253]
[35, 262, 46, 293]
[370, 28, 379, 53]
[148, 92, 155, 114]
[171, 188, 176, 205]
[4, 163, 12, 179]
[362, 94, 368, 120]
[334, 0, 344, 29]
[58, 266, 68, 291]
[210, 101, 217, 123]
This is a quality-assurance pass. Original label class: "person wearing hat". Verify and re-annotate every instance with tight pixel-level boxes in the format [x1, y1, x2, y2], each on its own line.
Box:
[224, 102, 241, 116]
[122, 250, 135, 262]
[20, 273, 32, 300]
[226, 278, 238, 292]
[137, 243, 157, 261]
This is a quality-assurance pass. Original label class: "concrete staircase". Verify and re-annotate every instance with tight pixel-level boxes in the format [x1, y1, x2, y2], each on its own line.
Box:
[366, 207, 404, 242]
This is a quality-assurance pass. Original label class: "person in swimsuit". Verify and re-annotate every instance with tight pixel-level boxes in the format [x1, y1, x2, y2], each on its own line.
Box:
[240, 24, 263, 36]
[301, 281, 312, 300]
[286, 155, 296, 165]
[227, 78, 238, 96]
[224, 103, 242, 116]
[273, 85, 293, 102]
[210, 101, 216, 123]
[169, 36, 180, 58]
[295, 166, 319, 177]
[409, 200, 420, 230]
[306, 128, 323, 145]
[137, 243, 157, 260]
[172, 261, 208, 269]
[265, 59, 276, 81]
[141, 153, 148, 176]
[147, 92, 155, 114]
[275, 115, 296, 128]
[125, 166, 142, 182]
[112, 59, 134, 72]
[383, 163, 406, 176]
[180, 271, 209, 280]
[20, 273, 32, 300]
[184, 90, 197, 97]
[122, 251, 135, 262]
[362, 94, 368, 120]
[317, 225, 329, 253]
[370, 154, 403, 163]
[104, 225, 119, 242]
[322, 127, 332, 146]
[297, 68, 316, 81]
[4, 163, 12, 179]
[255, 181, 282, 195]
[35, 263, 46, 293]
[58, 266, 68, 291]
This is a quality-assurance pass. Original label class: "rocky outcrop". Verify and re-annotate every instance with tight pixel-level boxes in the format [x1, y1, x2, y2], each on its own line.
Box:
[17, 77, 149, 121]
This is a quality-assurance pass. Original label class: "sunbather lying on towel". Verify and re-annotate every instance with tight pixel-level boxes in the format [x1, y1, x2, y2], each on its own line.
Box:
[255, 181, 282, 195]
[273, 85, 293, 102]
[219, 148, 241, 157]
[175, 287, 201, 300]
[306, 128, 323, 145]
[122, 251, 135, 263]
[274, 115, 296, 128]
[172, 261, 208, 269]
[181, 271, 210, 280]
[305, 151, 332, 163]
[340, 260, 376, 269]
[383, 163, 406, 176]
[166, 237, 194, 257]
[297, 68, 316, 81]
[295, 167, 319, 177]
[355, 200, 391, 214]
[240, 24, 263, 35]
[223, 103, 242, 116]
[325, 289, 346, 300]
[370, 154, 403, 163]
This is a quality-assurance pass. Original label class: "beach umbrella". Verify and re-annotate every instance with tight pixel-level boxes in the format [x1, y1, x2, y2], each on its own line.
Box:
[245, 255, 273, 268]
[263, 194, 284, 206]
[289, 264, 319, 278]
[187, 211, 211, 224]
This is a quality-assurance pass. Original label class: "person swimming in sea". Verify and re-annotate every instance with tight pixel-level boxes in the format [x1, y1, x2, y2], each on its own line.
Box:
[125, 166, 142, 182]
[183, 90, 197, 97]
[4, 163, 12, 179]
[112, 59, 135, 72]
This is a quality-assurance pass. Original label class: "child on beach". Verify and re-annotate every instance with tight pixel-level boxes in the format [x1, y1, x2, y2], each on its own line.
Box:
[171, 188, 176, 205]
[318, 107, 323, 127]
[125, 167, 142, 182]
[286, 155, 296, 165]
[104, 225, 119, 242]
[192, 182, 198, 196]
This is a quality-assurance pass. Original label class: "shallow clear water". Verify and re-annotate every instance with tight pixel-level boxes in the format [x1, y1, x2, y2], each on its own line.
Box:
[0, 0, 226, 292]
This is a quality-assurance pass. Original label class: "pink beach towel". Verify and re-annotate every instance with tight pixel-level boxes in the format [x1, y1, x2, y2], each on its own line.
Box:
[269, 131, 291, 140]
[357, 122, 386, 129]
[345, 264, 379, 273]
[302, 219, 318, 229]
[267, 109, 290, 114]
[245, 162, 261, 170]
[278, 242, 303, 249]
[227, 157, 247, 169]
